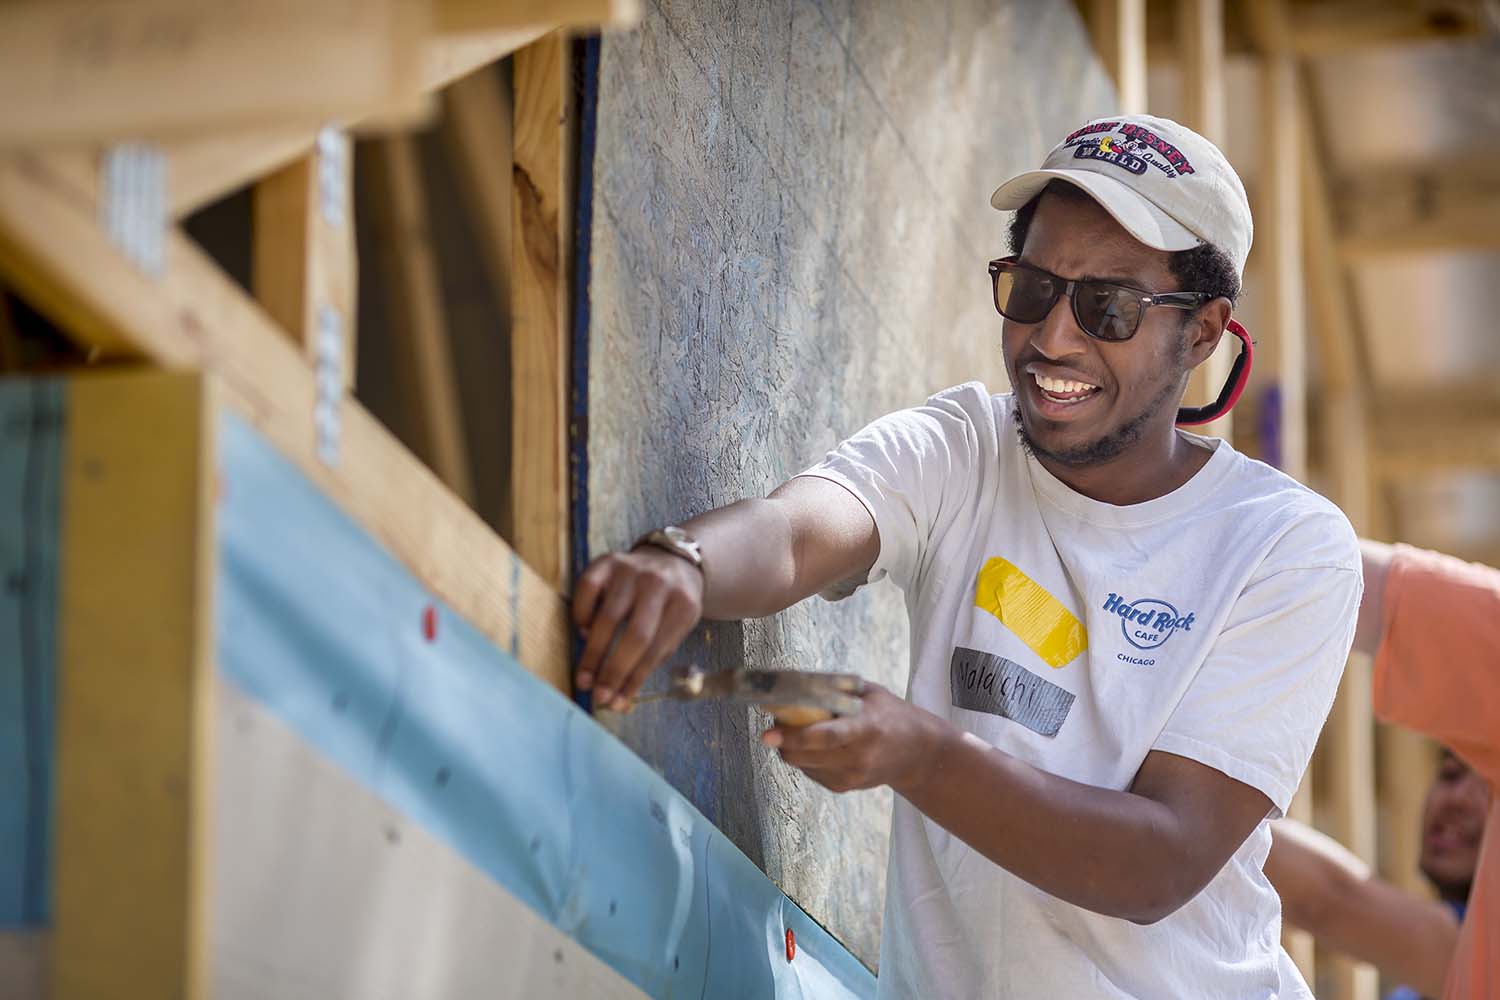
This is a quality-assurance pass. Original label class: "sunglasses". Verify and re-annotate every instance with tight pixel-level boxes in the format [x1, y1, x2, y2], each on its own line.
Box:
[987, 256, 1211, 342]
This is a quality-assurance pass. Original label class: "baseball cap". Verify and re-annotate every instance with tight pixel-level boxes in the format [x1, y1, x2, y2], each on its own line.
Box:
[990, 114, 1253, 280]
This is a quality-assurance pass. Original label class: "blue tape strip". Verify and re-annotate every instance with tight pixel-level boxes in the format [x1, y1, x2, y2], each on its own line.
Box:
[568, 33, 602, 714]
[0, 378, 63, 928]
[216, 412, 874, 998]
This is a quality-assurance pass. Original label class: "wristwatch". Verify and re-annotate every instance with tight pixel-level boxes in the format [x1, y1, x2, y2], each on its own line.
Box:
[633, 525, 704, 571]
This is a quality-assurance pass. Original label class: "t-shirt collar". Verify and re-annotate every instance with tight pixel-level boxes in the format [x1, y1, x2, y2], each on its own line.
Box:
[1024, 431, 1235, 528]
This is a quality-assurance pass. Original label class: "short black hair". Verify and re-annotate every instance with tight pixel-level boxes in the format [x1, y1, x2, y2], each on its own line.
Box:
[1006, 180, 1241, 305]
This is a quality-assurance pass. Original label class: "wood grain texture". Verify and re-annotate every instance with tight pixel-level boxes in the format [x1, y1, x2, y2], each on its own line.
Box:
[511, 34, 571, 588]
[167, 25, 550, 221]
[585, 0, 1114, 965]
[1174, 0, 1233, 441]
[0, 150, 571, 692]
[253, 133, 358, 387]
[368, 134, 475, 503]
[53, 371, 216, 1000]
[1082, 0, 1147, 113]
[0, 0, 425, 146]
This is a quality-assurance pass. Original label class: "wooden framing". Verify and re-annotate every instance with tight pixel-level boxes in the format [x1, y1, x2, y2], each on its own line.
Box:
[1286, 0, 1494, 55]
[0, 150, 569, 689]
[1336, 158, 1500, 259]
[167, 26, 551, 221]
[367, 134, 476, 504]
[52, 371, 217, 1000]
[1082, 0, 1148, 114]
[510, 34, 573, 589]
[436, 0, 641, 33]
[253, 131, 357, 387]
[0, 0, 427, 147]
[1243, 0, 1316, 982]
[14, 368, 646, 999]
[1174, 0, 1232, 440]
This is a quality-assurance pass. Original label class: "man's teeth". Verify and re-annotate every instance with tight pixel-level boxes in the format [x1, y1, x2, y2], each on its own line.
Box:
[1033, 373, 1097, 395]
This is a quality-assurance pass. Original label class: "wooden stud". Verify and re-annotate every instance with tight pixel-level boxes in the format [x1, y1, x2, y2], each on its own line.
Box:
[253, 131, 357, 388]
[1082, 0, 1148, 114]
[1294, 63, 1381, 1000]
[1174, 0, 1232, 441]
[511, 35, 572, 590]
[443, 68, 515, 350]
[0, 151, 570, 692]
[367, 134, 476, 504]
[1258, 45, 1307, 483]
[0, 0, 426, 147]
[52, 371, 216, 1000]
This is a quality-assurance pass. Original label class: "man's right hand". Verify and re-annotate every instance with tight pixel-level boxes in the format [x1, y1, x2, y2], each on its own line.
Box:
[572, 545, 705, 711]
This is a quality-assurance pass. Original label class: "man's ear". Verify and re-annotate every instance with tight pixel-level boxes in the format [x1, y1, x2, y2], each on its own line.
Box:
[1185, 296, 1233, 368]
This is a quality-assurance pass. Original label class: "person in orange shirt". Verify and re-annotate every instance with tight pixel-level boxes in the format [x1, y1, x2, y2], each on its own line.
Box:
[1266, 746, 1486, 997]
[1355, 541, 1500, 999]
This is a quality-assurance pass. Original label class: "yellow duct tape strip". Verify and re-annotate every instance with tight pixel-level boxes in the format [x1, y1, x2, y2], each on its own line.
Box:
[973, 557, 1087, 668]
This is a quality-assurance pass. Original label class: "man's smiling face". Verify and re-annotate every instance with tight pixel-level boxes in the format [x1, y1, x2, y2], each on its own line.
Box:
[1002, 188, 1198, 468]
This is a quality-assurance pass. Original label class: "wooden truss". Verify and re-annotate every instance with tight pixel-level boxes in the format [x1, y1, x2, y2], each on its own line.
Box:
[0, 3, 636, 997]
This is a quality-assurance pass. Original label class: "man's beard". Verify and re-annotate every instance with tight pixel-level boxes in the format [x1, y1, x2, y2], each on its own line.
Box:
[1013, 373, 1182, 468]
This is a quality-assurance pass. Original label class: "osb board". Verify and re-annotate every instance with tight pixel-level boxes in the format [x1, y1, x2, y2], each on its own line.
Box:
[586, 0, 1115, 967]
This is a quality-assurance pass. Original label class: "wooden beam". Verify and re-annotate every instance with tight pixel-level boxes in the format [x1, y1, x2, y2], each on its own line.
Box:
[0, 151, 570, 690]
[1175, 0, 1232, 441]
[52, 371, 216, 1000]
[253, 131, 357, 388]
[1082, 0, 1149, 114]
[510, 36, 572, 589]
[434, 0, 640, 33]
[368, 134, 475, 505]
[1373, 418, 1500, 476]
[1298, 83, 1365, 394]
[443, 68, 515, 345]
[1288, 0, 1491, 55]
[168, 26, 551, 220]
[0, 0, 426, 147]
[1258, 38, 1307, 482]
[1336, 158, 1500, 259]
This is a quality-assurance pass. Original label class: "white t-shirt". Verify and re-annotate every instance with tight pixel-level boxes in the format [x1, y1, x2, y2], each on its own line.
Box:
[798, 383, 1361, 1000]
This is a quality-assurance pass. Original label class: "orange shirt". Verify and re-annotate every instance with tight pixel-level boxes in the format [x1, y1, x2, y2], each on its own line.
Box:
[1374, 544, 1500, 1000]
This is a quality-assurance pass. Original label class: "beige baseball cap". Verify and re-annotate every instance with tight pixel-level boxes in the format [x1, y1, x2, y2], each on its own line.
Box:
[990, 114, 1253, 279]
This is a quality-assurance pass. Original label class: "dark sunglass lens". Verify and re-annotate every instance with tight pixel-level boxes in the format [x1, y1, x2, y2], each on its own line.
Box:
[1076, 284, 1141, 341]
[994, 267, 1055, 322]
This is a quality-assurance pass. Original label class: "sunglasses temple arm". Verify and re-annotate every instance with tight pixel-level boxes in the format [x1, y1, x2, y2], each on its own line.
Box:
[1176, 319, 1254, 427]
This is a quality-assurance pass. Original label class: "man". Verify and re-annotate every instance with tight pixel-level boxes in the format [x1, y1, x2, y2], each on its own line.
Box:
[1349, 541, 1499, 998]
[1265, 746, 1486, 998]
[572, 115, 1361, 998]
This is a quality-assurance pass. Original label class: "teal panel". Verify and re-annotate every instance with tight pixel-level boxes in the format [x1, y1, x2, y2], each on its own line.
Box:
[215, 411, 874, 998]
[0, 378, 63, 927]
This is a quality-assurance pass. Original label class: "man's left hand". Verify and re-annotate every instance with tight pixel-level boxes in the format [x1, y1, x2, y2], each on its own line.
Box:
[762, 684, 951, 794]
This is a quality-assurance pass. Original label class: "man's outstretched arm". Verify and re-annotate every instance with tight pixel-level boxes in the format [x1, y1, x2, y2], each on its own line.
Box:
[1265, 818, 1458, 996]
[572, 475, 878, 710]
[770, 701, 1275, 924]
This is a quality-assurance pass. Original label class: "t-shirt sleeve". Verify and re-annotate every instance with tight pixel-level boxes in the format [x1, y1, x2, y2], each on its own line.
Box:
[793, 383, 985, 596]
[1374, 544, 1500, 780]
[1152, 519, 1363, 817]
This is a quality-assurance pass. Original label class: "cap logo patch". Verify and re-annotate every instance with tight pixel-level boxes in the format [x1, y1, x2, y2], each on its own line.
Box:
[1061, 121, 1197, 180]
